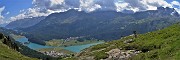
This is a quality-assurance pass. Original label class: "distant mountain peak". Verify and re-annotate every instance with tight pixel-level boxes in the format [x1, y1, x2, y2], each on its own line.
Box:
[157, 7, 175, 12]
[156, 7, 179, 16]
[6, 16, 46, 29]
[157, 7, 166, 10]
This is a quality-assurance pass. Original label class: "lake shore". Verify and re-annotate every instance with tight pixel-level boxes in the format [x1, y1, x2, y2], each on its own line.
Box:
[14, 36, 104, 53]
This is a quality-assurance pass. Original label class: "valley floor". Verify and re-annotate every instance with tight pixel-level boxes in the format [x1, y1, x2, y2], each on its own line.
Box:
[45, 39, 103, 47]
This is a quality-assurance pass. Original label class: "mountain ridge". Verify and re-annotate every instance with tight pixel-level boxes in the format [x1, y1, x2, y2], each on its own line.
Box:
[6, 16, 46, 29]
[20, 7, 180, 45]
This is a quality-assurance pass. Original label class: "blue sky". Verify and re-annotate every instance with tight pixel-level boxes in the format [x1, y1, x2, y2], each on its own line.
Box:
[0, 0, 180, 25]
[0, 0, 32, 20]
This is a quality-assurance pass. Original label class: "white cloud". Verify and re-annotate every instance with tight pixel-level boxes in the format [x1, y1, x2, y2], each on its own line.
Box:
[10, 0, 180, 21]
[10, 0, 71, 21]
[171, 1, 180, 14]
[79, 0, 101, 12]
[115, 2, 129, 12]
[0, 6, 5, 19]
[171, 1, 180, 6]
[141, 0, 172, 10]
[117, 0, 173, 12]
[6, 12, 10, 15]
[50, 0, 65, 6]
[114, 0, 173, 12]
[10, 8, 50, 21]
[0, 6, 5, 24]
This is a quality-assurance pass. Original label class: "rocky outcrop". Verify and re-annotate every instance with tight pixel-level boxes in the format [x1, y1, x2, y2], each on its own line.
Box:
[105, 48, 141, 60]
[123, 39, 134, 44]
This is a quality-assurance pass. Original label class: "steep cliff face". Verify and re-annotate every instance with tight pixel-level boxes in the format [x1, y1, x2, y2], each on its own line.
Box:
[0, 33, 37, 60]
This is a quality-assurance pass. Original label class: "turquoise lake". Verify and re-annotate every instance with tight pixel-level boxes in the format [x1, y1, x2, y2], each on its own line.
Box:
[16, 37, 104, 53]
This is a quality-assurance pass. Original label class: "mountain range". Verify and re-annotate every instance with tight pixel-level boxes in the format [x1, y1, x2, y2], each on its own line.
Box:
[1, 6, 180, 60]
[6, 7, 180, 45]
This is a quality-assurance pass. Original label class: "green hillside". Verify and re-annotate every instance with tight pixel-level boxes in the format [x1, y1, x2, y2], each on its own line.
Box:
[75, 23, 180, 60]
[0, 33, 37, 60]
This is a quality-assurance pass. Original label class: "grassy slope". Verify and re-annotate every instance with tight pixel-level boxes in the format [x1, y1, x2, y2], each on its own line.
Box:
[0, 38, 37, 60]
[77, 23, 180, 60]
